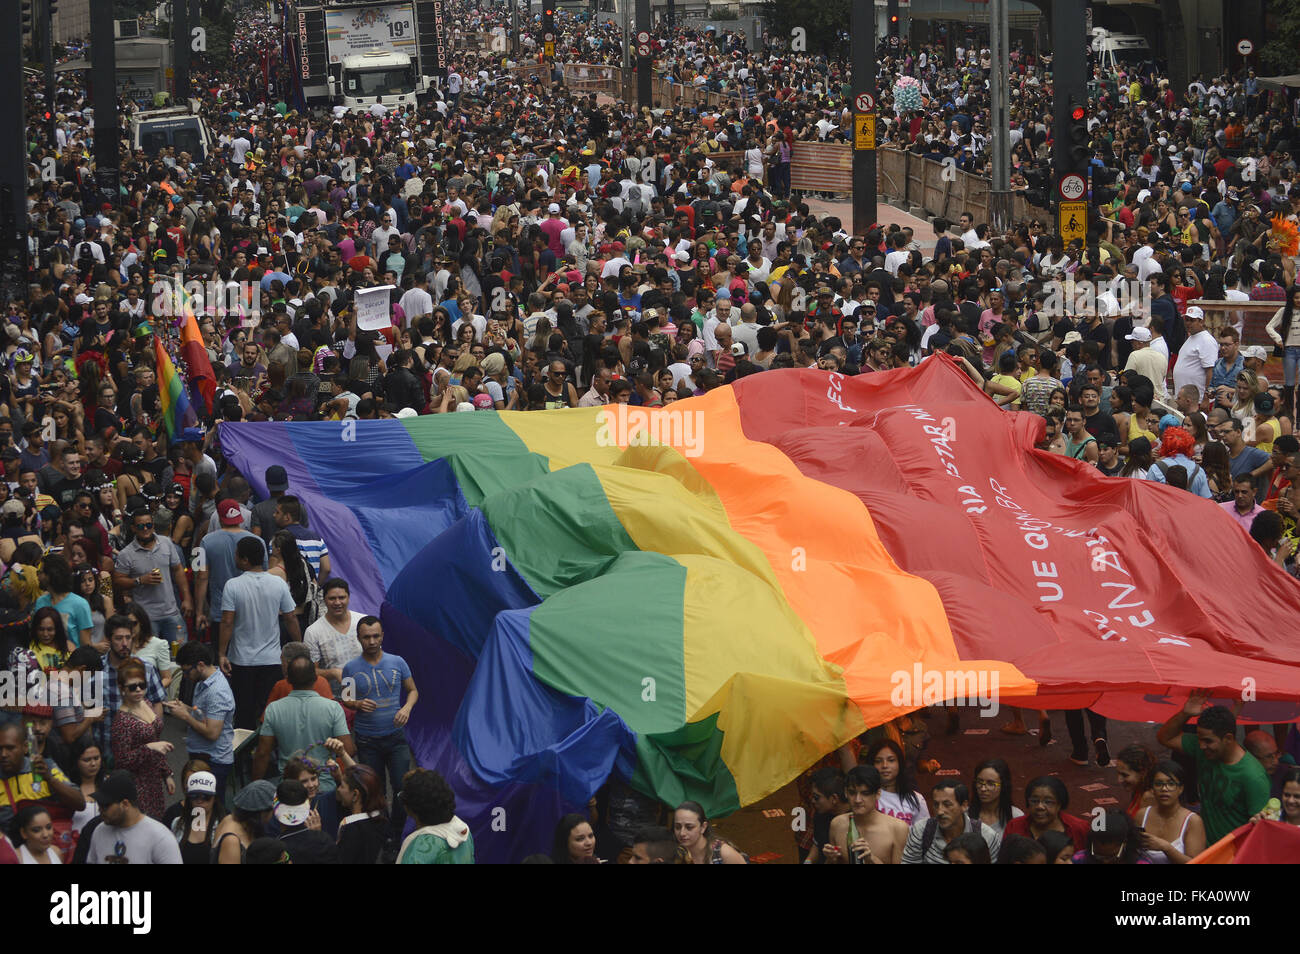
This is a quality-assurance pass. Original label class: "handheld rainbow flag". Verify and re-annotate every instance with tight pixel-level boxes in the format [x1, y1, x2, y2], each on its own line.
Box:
[176, 285, 216, 415]
[154, 336, 194, 439]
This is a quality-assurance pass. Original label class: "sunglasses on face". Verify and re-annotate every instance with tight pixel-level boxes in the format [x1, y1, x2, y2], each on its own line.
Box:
[123, 682, 146, 692]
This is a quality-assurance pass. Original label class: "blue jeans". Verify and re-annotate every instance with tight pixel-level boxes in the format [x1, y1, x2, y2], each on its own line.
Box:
[153, 613, 187, 645]
[1283, 346, 1300, 389]
[356, 731, 411, 839]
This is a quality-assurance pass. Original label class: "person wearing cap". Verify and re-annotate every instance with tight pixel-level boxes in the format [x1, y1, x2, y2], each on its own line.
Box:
[541, 202, 569, 257]
[197, 498, 266, 643]
[252, 464, 307, 540]
[211, 778, 277, 864]
[85, 769, 181, 864]
[1122, 325, 1170, 404]
[167, 642, 236, 804]
[167, 768, 223, 865]
[1172, 306, 1218, 405]
[274, 776, 339, 864]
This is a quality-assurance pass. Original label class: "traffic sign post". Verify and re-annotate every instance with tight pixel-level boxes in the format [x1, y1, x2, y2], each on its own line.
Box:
[851, 0, 877, 236]
[635, 0, 651, 109]
[1058, 174, 1086, 201]
[1058, 200, 1088, 245]
[854, 114, 876, 150]
[1237, 39, 1253, 56]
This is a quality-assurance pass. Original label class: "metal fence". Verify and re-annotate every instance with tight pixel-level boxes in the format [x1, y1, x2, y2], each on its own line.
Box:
[877, 147, 1048, 226]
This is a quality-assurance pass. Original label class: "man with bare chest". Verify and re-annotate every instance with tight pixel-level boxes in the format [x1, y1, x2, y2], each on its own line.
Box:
[824, 766, 910, 864]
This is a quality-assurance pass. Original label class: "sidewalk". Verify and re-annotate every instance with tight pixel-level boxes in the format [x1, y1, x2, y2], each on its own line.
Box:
[806, 197, 938, 255]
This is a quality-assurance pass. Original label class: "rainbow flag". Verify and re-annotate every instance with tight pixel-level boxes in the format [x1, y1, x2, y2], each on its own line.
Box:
[154, 336, 194, 439]
[176, 286, 215, 415]
[220, 358, 1300, 861]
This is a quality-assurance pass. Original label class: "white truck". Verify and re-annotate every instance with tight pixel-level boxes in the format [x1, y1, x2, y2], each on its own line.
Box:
[289, 1, 451, 111]
[130, 104, 214, 162]
[336, 50, 422, 110]
[1089, 28, 1155, 76]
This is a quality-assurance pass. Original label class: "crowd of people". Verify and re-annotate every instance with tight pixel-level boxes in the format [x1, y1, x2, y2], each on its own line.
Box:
[2, 0, 1299, 863]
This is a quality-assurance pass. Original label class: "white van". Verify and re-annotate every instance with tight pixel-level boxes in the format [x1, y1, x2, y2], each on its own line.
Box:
[1089, 29, 1155, 75]
[130, 107, 213, 162]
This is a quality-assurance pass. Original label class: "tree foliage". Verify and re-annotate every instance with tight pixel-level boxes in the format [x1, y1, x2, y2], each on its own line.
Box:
[1260, 0, 1300, 74]
[761, 0, 850, 57]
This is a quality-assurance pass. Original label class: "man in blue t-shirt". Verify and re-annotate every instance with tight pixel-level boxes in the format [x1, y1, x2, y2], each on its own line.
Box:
[342, 616, 419, 843]
[1219, 416, 1273, 502]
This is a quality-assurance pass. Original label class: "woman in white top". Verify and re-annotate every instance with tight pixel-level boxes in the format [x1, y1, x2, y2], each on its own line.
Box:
[866, 738, 930, 826]
[12, 806, 62, 864]
[125, 603, 176, 693]
[67, 739, 104, 836]
[1138, 760, 1205, 864]
[969, 758, 1025, 835]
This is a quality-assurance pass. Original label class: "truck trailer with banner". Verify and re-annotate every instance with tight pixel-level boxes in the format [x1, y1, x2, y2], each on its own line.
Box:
[285, 0, 450, 110]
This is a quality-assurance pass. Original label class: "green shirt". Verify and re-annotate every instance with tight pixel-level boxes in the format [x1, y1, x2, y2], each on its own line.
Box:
[399, 831, 475, 864]
[1180, 734, 1271, 844]
[259, 689, 348, 793]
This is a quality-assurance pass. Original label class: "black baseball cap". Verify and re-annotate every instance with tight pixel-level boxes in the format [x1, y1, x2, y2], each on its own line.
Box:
[92, 770, 138, 805]
[265, 465, 289, 493]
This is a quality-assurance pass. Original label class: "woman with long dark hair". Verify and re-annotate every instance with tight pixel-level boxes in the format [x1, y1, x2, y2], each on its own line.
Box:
[866, 737, 929, 825]
[1122, 435, 1155, 478]
[212, 779, 276, 864]
[170, 764, 226, 865]
[1115, 743, 1157, 818]
[330, 750, 389, 864]
[968, 757, 1023, 834]
[269, 530, 311, 636]
[552, 812, 603, 864]
[1137, 760, 1205, 864]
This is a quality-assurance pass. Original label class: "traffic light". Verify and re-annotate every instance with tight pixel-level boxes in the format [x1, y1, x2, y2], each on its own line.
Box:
[21, 0, 34, 36]
[887, 0, 899, 36]
[1066, 98, 1090, 170]
[543, 0, 555, 35]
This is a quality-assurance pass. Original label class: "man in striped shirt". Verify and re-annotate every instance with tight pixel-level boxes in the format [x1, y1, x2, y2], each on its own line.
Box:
[273, 495, 331, 581]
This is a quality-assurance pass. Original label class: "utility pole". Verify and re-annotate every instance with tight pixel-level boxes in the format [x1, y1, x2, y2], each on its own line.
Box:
[0, 0, 28, 308]
[511, 0, 520, 56]
[621, 0, 630, 72]
[988, 0, 1010, 229]
[635, 0, 650, 109]
[90, 0, 120, 209]
[1051, 0, 1089, 253]
[174, 0, 191, 102]
[42, 0, 56, 149]
[851, 0, 877, 236]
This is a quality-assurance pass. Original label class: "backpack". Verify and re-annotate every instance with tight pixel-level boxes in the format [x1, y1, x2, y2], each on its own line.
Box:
[293, 560, 325, 628]
[1151, 459, 1200, 489]
[920, 817, 982, 862]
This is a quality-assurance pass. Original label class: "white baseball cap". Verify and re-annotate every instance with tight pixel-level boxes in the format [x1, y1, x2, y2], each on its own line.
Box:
[1125, 326, 1152, 342]
[1185, 306, 1205, 321]
[548, 203, 561, 213]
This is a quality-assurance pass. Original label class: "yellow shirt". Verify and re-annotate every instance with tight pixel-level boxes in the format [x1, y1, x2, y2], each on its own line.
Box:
[1256, 416, 1281, 454]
